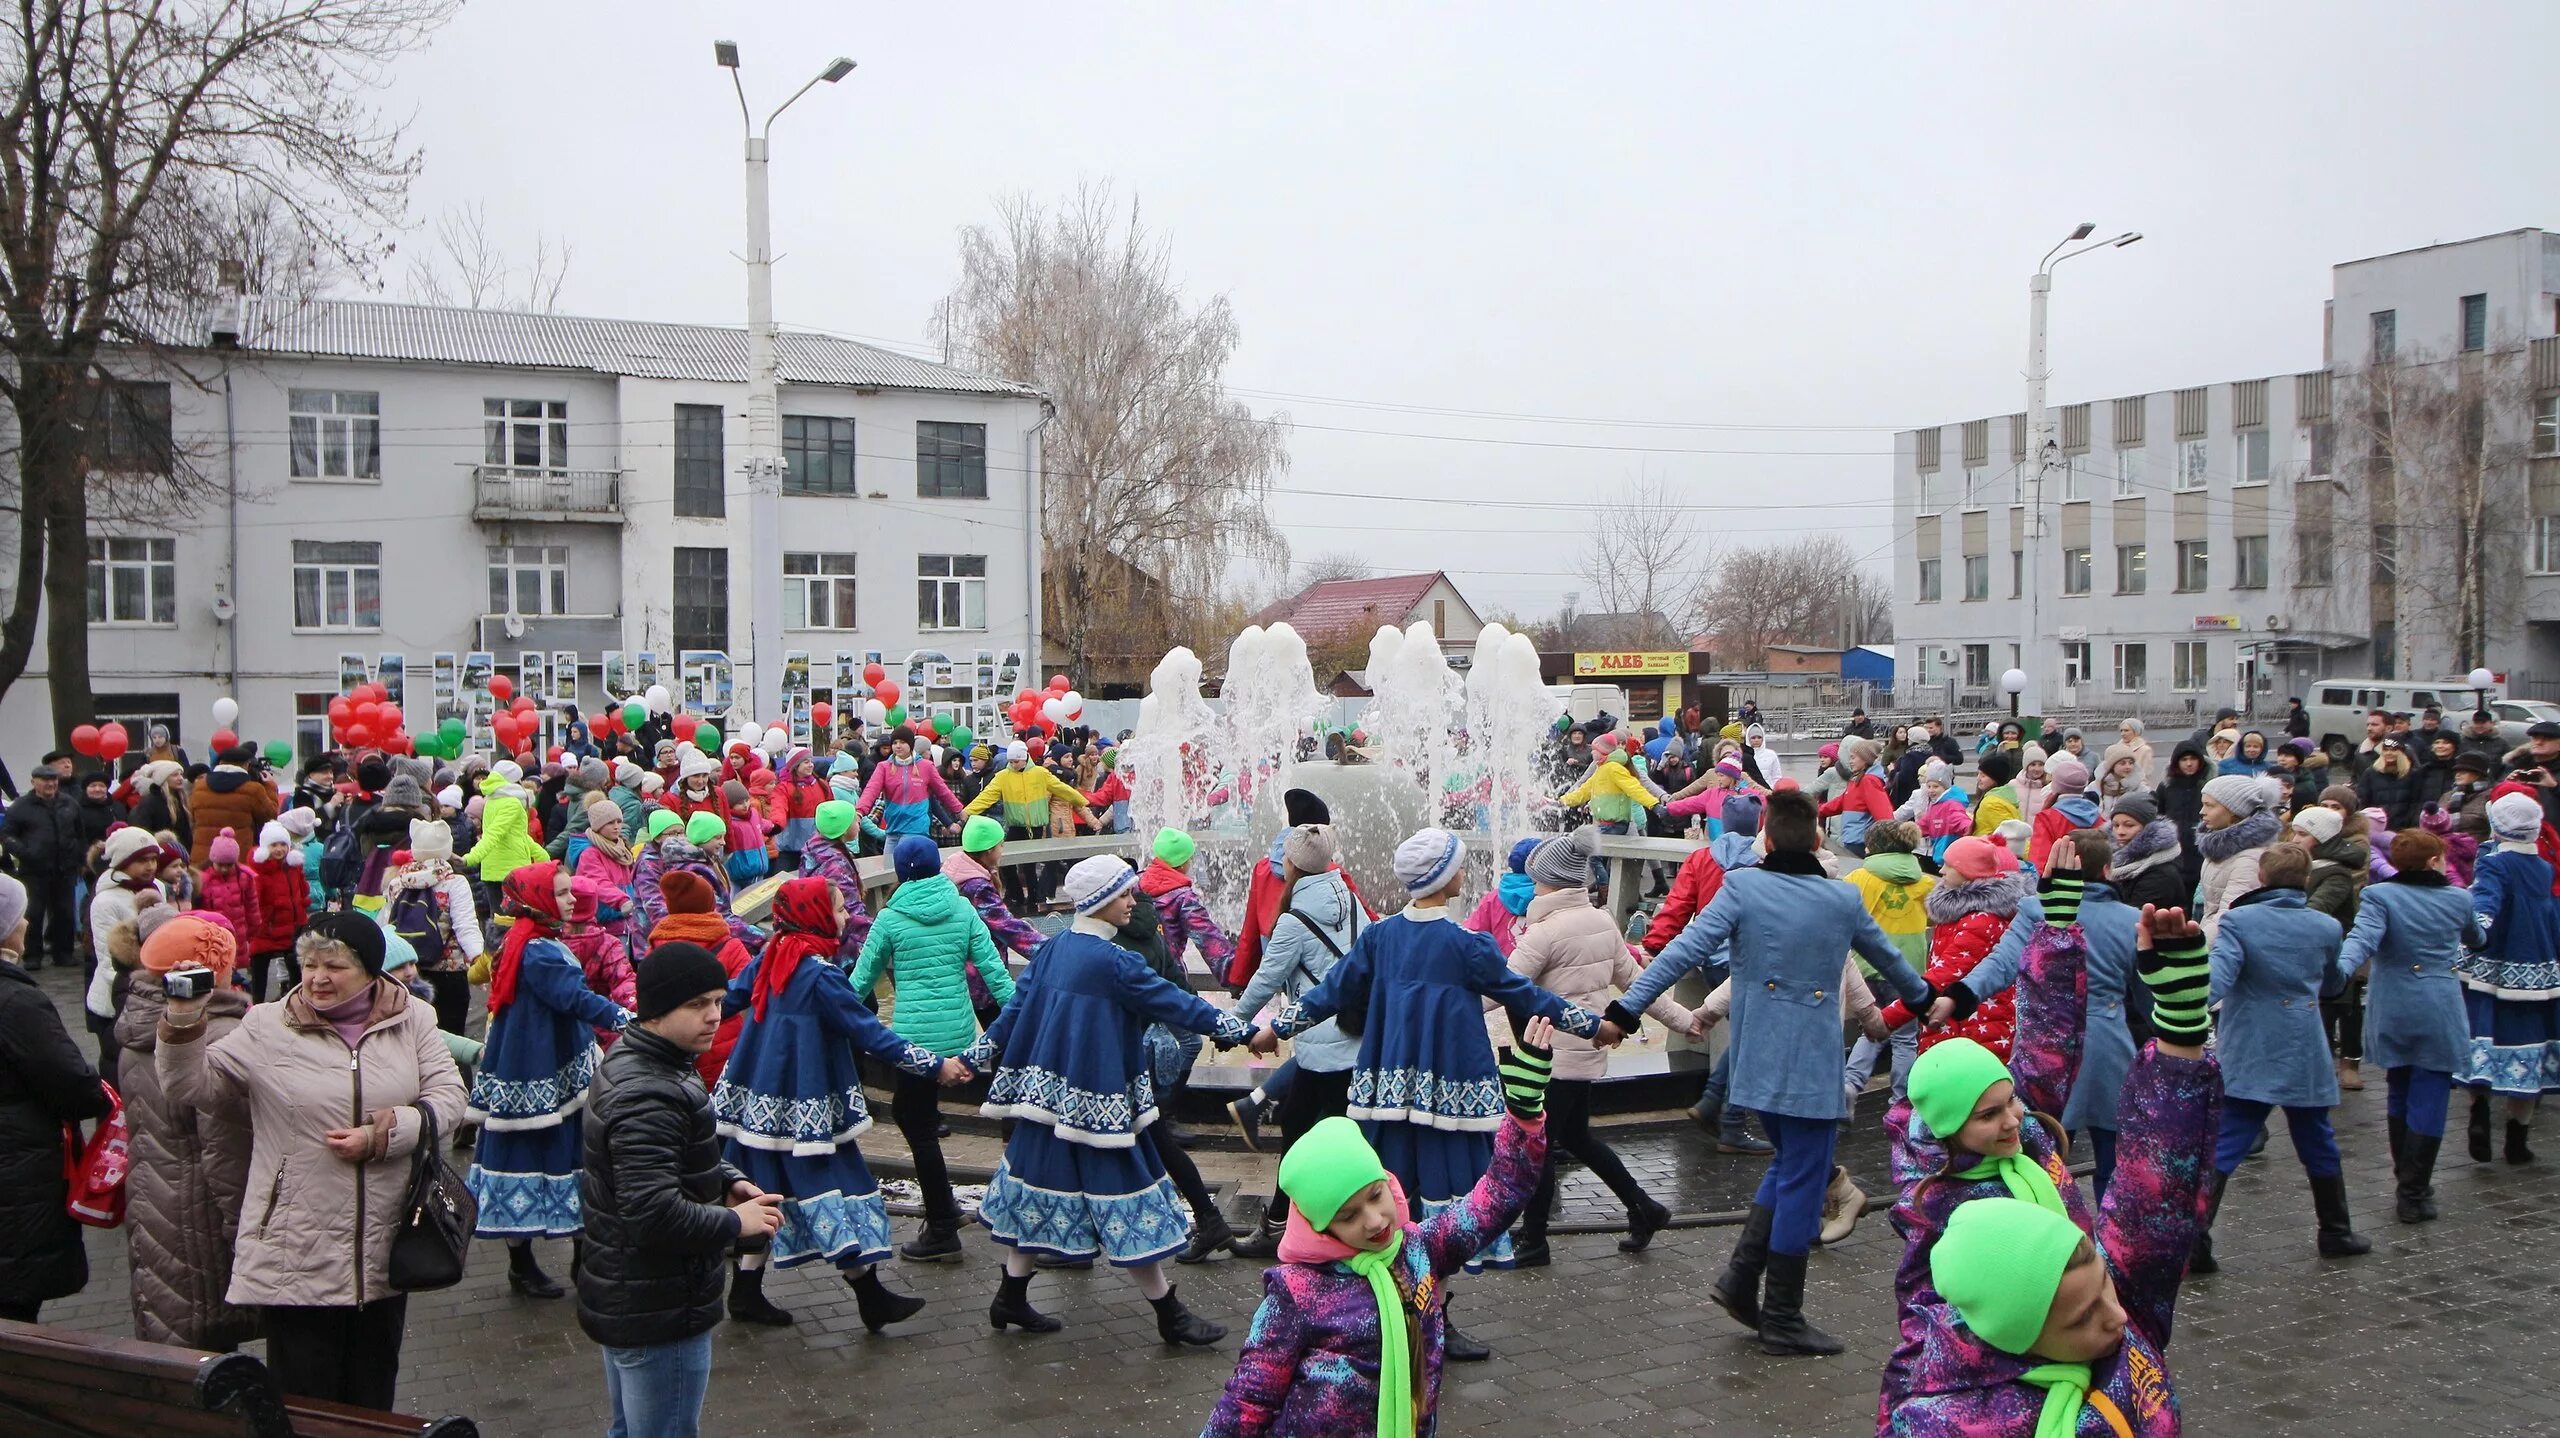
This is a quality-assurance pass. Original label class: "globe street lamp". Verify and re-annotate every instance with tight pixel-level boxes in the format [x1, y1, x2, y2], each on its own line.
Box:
[2001, 667, 2027, 720]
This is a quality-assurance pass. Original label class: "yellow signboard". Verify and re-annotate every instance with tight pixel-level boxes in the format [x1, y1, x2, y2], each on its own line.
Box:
[1573, 651, 1688, 677]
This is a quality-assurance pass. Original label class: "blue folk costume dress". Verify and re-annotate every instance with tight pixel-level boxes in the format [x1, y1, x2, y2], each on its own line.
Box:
[968, 916, 1253, 1265]
[712, 877, 942, 1268]
[1271, 874, 1602, 1270]
[467, 861, 629, 1237]
[2457, 841, 2560, 1097]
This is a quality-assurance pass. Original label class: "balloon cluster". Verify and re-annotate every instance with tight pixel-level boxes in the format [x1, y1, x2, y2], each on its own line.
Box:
[1008, 673, 1082, 740]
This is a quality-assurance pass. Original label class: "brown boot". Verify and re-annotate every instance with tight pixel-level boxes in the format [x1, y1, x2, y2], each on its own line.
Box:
[2334, 1056, 2364, 1092]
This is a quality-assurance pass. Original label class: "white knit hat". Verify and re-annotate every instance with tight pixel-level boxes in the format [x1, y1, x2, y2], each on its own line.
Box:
[1006, 741, 1029, 765]
[103, 827, 159, 870]
[2489, 792, 2545, 843]
[1062, 855, 1139, 915]
[408, 818, 454, 859]
[258, 820, 292, 852]
[493, 759, 525, 783]
[2202, 773, 2281, 819]
[678, 746, 720, 781]
[2290, 807, 2342, 844]
[436, 784, 465, 810]
[1394, 827, 1466, 896]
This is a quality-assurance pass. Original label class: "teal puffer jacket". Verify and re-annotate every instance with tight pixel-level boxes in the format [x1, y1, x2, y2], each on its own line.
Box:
[849, 874, 1010, 1057]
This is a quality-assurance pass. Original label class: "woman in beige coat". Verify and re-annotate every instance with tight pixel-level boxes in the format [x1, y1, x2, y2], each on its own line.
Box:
[1499, 827, 1699, 1266]
[115, 910, 257, 1350]
[157, 911, 464, 1410]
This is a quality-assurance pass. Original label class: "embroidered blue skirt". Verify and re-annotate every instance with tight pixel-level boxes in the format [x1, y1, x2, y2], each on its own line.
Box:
[976, 1123, 1190, 1267]
[2459, 988, 2560, 1096]
[1372, 1120, 1512, 1272]
[468, 1118, 585, 1239]
[724, 1140, 893, 1269]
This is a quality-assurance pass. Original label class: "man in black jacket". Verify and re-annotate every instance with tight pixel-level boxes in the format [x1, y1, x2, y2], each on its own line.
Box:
[2, 763, 82, 970]
[578, 943, 783, 1435]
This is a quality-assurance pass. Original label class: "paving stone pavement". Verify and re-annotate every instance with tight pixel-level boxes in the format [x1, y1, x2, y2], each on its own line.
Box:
[26, 961, 2560, 1436]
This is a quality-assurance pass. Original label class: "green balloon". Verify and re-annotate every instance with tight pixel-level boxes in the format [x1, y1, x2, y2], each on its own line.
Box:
[262, 739, 293, 768]
[694, 724, 721, 754]
[622, 700, 647, 730]
[438, 716, 465, 741]
[885, 705, 907, 729]
[950, 726, 974, 751]
[932, 713, 955, 737]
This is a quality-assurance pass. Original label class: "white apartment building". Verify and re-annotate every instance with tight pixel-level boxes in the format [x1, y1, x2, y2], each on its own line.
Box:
[1896, 228, 2560, 724]
[7, 296, 1049, 759]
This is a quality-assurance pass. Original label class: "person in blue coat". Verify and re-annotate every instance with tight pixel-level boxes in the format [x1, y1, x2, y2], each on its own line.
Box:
[964, 855, 1258, 1347]
[1269, 825, 1614, 1362]
[2191, 844, 2367, 1273]
[1613, 789, 1937, 1358]
[467, 861, 631, 1299]
[2457, 792, 2560, 1165]
[710, 876, 960, 1333]
[2339, 827, 2485, 1224]
[2047, 831, 2146, 1203]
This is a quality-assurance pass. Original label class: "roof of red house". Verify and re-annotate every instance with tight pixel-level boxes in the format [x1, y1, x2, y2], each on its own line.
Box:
[1253, 572, 1447, 641]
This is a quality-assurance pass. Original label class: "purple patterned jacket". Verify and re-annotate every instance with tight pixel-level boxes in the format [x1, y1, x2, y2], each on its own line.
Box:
[796, 835, 876, 960]
[1200, 1114, 1547, 1438]
[1879, 1043, 2221, 1436]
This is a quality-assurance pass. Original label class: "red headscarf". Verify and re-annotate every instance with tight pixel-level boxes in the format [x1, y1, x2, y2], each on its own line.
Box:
[489, 860, 566, 1016]
[748, 876, 839, 1021]
[2487, 780, 2560, 895]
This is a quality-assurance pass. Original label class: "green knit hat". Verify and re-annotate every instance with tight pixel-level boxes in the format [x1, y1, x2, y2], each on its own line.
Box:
[1929, 1197, 2088, 1355]
[961, 815, 1005, 854]
[1277, 1116, 1388, 1228]
[644, 808, 682, 842]
[815, 799, 857, 841]
[1152, 826, 1196, 868]
[684, 811, 726, 846]
[1908, 1036, 2013, 1143]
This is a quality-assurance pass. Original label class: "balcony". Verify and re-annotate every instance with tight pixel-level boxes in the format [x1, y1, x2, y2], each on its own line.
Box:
[471, 466, 624, 522]
[474, 612, 624, 654]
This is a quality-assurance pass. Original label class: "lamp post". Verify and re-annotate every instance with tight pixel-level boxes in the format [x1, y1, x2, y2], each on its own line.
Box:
[716, 41, 856, 722]
[2021, 224, 2141, 721]
[2000, 667, 2027, 720]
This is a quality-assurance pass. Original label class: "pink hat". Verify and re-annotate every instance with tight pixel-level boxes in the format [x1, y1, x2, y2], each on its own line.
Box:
[1943, 836, 2020, 882]
[207, 828, 241, 865]
[1819, 742, 1840, 762]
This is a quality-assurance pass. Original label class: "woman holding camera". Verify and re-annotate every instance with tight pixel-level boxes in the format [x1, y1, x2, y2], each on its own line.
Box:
[156, 910, 465, 1409]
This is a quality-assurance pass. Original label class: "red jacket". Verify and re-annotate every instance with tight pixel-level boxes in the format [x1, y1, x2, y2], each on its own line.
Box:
[1641, 846, 1728, 954]
[1880, 909, 2016, 1059]
[1223, 856, 1375, 989]
[2028, 806, 2076, 866]
[247, 854, 308, 953]
[696, 934, 758, 1084]
[1817, 772, 1893, 827]
[777, 774, 827, 821]
[196, 864, 263, 953]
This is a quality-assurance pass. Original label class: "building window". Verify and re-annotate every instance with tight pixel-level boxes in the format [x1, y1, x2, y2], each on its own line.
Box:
[1917, 471, 1938, 514]
[2373, 523, 2398, 584]
[2010, 550, 2023, 598]
[2175, 539, 2208, 592]
[484, 399, 568, 475]
[2460, 293, 2487, 352]
[2116, 544, 2147, 594]
[2059, 459, 2086, 502]
[1962, 466, 1989, 509]
[2534, 395, 2557, 456]
[2112, 643, 2148, 693]
[783, 415, 857, 496]
[86, 536, 176, 625]
[784, 552, 858, 630]
[294, 692, 334, 764]
[917, 421, 988, 500]
[1916, 558, 1941, 602]
[2308, 420, 2335, 474]
[2061, 546, 2091, 595]
[2233, 534, 2269, 589]
[2062, 641, 2092, 687]
[2534, 518, 2560, 576]
[2235, 429, 2269, 485]
[2175, 438, 2209, 491]
[291, 540, 382, 632]
[1961, 643, 1991, 689]
[2172, 640, 2209, 693]
[918, 554, 987, 631]
[1961, 554, 1989, 601]
[79, 379, 174, 473]
[2115, 446, 2141, 497]
[2296, 527, 2334, 587]
[674, 404, 724, 518]
[2370, 309, 2396, 363]
[487, 544, 568, 617]
[288, 389, 380, 481]
[673, 547, 729, 652]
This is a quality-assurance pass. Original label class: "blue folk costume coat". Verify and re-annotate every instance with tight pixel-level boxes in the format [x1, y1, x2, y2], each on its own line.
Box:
[2207, 886, 2346, 1108]
[967, 920, 1251, 1266]
[2457, 845, 2560, 1096]
[1270, 905, 1601, 1269]
[2058, 881, 2144, 1137]
[2339, 871, 2485, 1076]
[467, 882, 629, 1238]
[710, 878, 940, 1268]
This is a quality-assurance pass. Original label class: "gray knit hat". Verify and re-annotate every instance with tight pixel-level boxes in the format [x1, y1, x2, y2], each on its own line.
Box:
[1526, 826, 1598, 890]
[2108, 791, 2160, 826]
[381, 774, 426, 811]
[1281, 823, 1338, 877]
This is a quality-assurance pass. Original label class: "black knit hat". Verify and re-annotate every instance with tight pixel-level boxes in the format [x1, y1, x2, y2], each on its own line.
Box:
[636, 942, 731, 1021]
[1283, 788, 1331, 827]
[304, 911, 388, 976]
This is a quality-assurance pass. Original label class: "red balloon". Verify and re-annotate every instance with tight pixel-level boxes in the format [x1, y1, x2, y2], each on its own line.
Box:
[810, 702, 833, 730]
[510, 695, 536, 715]
[547, 745, 565, 763]
[672, 713, 700, 741]
[1015, 689, 1038, 707]
[1026, 737, 1048, 761]
[209, 728, 238, 752]
[327, 698, 352, 726]
[341, 725, 372, 749]
[863, 662, 887, 687]
[378, 704, 403, 732]
[489, 674, 515, 702]
[875, 681, 902, 710]
[386, 733, 412, 756]
[490, 716, 517, 746]
[70, 724, 101, 757]
[1048, 674, 1072, 693]
[96, 724, 130, 761]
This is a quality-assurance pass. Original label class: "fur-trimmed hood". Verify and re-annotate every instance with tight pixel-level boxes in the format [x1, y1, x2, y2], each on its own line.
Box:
[1924, 868, 2033, 924]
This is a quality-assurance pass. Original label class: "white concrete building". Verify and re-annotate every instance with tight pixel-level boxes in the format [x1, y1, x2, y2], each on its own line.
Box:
[12, 296, 1049, 759]
[1896, 228, 2560, 729]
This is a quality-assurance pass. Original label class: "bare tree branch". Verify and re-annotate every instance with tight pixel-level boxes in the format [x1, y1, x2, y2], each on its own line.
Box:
[1573, 475, 1704, 648]
[1692, 534, 1890, 666]
[403, 200, 572, 312]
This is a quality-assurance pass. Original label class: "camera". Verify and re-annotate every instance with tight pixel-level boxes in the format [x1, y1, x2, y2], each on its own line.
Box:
[162, 965, 215, 1001]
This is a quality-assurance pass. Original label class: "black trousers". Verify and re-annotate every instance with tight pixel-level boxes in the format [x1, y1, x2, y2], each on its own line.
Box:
[1145, 1127, 1220, 1226]
[1522, 1078, 1654, 1240]
[2322, 975, 2366, 1061]
[24, 872, 75, 964]
[0, 1296, 40, 1322]
[262, 1295, 409, 1410]
[1265, 1066, 1356, 1221]
[244, 948, 290, 1004]
[890, 1069, 959, 1228]
[424, 968, 472, 1036]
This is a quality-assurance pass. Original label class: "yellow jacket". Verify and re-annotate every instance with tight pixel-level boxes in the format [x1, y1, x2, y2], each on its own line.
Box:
[966, 764, 1090, 830]
[1970, 785, 2022, 837]
[1558, 757, 1662, 820]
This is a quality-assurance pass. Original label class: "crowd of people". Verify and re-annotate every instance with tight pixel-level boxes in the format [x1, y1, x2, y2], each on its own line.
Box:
[0, 686, 2552, 1437]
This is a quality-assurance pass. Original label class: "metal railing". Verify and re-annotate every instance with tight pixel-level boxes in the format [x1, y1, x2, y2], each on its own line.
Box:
[470, 466, 623, 519]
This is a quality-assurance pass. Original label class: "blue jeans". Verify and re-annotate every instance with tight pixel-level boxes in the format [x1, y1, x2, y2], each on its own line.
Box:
[1841, 1019, 1919, 1102]
[601, 1329, 714, 1438]
[2084, 1127, 2118, 1202]
[2387, 1066, 2452, 1139]
[2215, 1098, 2341, 1177]
[1592, 819, 1630, 887]
[1749, 1111, 1839, 1256]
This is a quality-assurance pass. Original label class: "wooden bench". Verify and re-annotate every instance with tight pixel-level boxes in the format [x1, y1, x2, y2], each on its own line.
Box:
[0, 1319, 477, 1438]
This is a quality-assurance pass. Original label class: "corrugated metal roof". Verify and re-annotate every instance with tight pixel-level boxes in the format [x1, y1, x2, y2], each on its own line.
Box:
[158, 296, 1039, 397]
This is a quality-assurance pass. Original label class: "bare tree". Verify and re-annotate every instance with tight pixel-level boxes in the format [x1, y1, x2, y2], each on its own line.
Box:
[1692, 534, 1883, 666]
[935, 185, 1291, 681]
[404, 200, 572, 312]
[0, 0, 457, 741]
[1298, 551, 1374, 584]
[1574, 476, 1705, 648]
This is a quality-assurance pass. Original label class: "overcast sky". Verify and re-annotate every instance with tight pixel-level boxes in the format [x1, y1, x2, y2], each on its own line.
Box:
[386, 1, 2559, 623]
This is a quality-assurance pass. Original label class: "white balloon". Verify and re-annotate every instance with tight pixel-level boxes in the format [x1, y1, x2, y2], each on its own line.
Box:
[761, 728, 789, 754]
[736, 722, 764, 753]
[864, 699, 889, 726]
[1042, 698, 1067, 724]
[210, 696, 240, 727]
[1061, 690, 1084, 719]
[645, 684, 672, 714]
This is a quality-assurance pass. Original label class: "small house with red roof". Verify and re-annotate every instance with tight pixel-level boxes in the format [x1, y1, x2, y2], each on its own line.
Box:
[1252, 571, 1485, 694]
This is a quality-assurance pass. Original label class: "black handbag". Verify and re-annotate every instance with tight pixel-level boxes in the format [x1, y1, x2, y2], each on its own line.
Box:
[386, 1106, 476, 1292]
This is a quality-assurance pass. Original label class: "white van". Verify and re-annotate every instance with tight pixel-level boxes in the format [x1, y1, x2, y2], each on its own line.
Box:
[1546, 684, 1628, 728]
[2304, 677, 2499, 761]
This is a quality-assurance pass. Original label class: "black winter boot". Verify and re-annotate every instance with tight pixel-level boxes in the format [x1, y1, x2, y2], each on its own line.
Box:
[507, 1240, 563, 1299]
[1711, 1204, 1774, 1331]
[899, 1221, 966, 1264]
[1229, 1206, 1286, 1261]
[847, 1265, 926, 1332]
[2188, 1170, 2229, 1275]
[1755, 1251, 1845, 1357]
[2468, 1090, 2493, 1162]
[1441, 1300, 1492, 1362]
[726, 1264, 794, 1325]
[1621, 1196, 1672, 1254]
[2309, 1174, 2371, 1257]
[1226, 1090, 1269, 1151]
[989, 1271, 1061, 1333]
[2397, 1133, 2442, 1223]
[1177, 1208, 1236, 1265]
[2386, 1114, 2407, 1172]
[1150, 1285, 1226, 1347]
[2507, 1119, 2536, 1165]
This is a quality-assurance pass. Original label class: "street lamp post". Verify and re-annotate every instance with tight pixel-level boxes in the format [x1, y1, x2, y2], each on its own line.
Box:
[2001, 666, 2027, 720]
[2020, 224, 2141, 721]
[716, 42, 855, 723]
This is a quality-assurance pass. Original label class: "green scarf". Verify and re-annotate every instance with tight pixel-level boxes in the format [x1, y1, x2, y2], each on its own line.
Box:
[1954, 1148, 2066, 1216]
[1348, 1233, 1412, 1438]
[2015, 1361, 2092, 1438]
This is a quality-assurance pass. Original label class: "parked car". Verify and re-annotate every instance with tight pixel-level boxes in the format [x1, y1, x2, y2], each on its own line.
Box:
[2304, 678, 2501, 763]
[2489, 697, 2560, 752]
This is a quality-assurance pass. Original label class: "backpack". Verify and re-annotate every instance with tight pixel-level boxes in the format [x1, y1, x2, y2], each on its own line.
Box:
[387, 880, 454, 970]
[319, 808, 363, 896]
